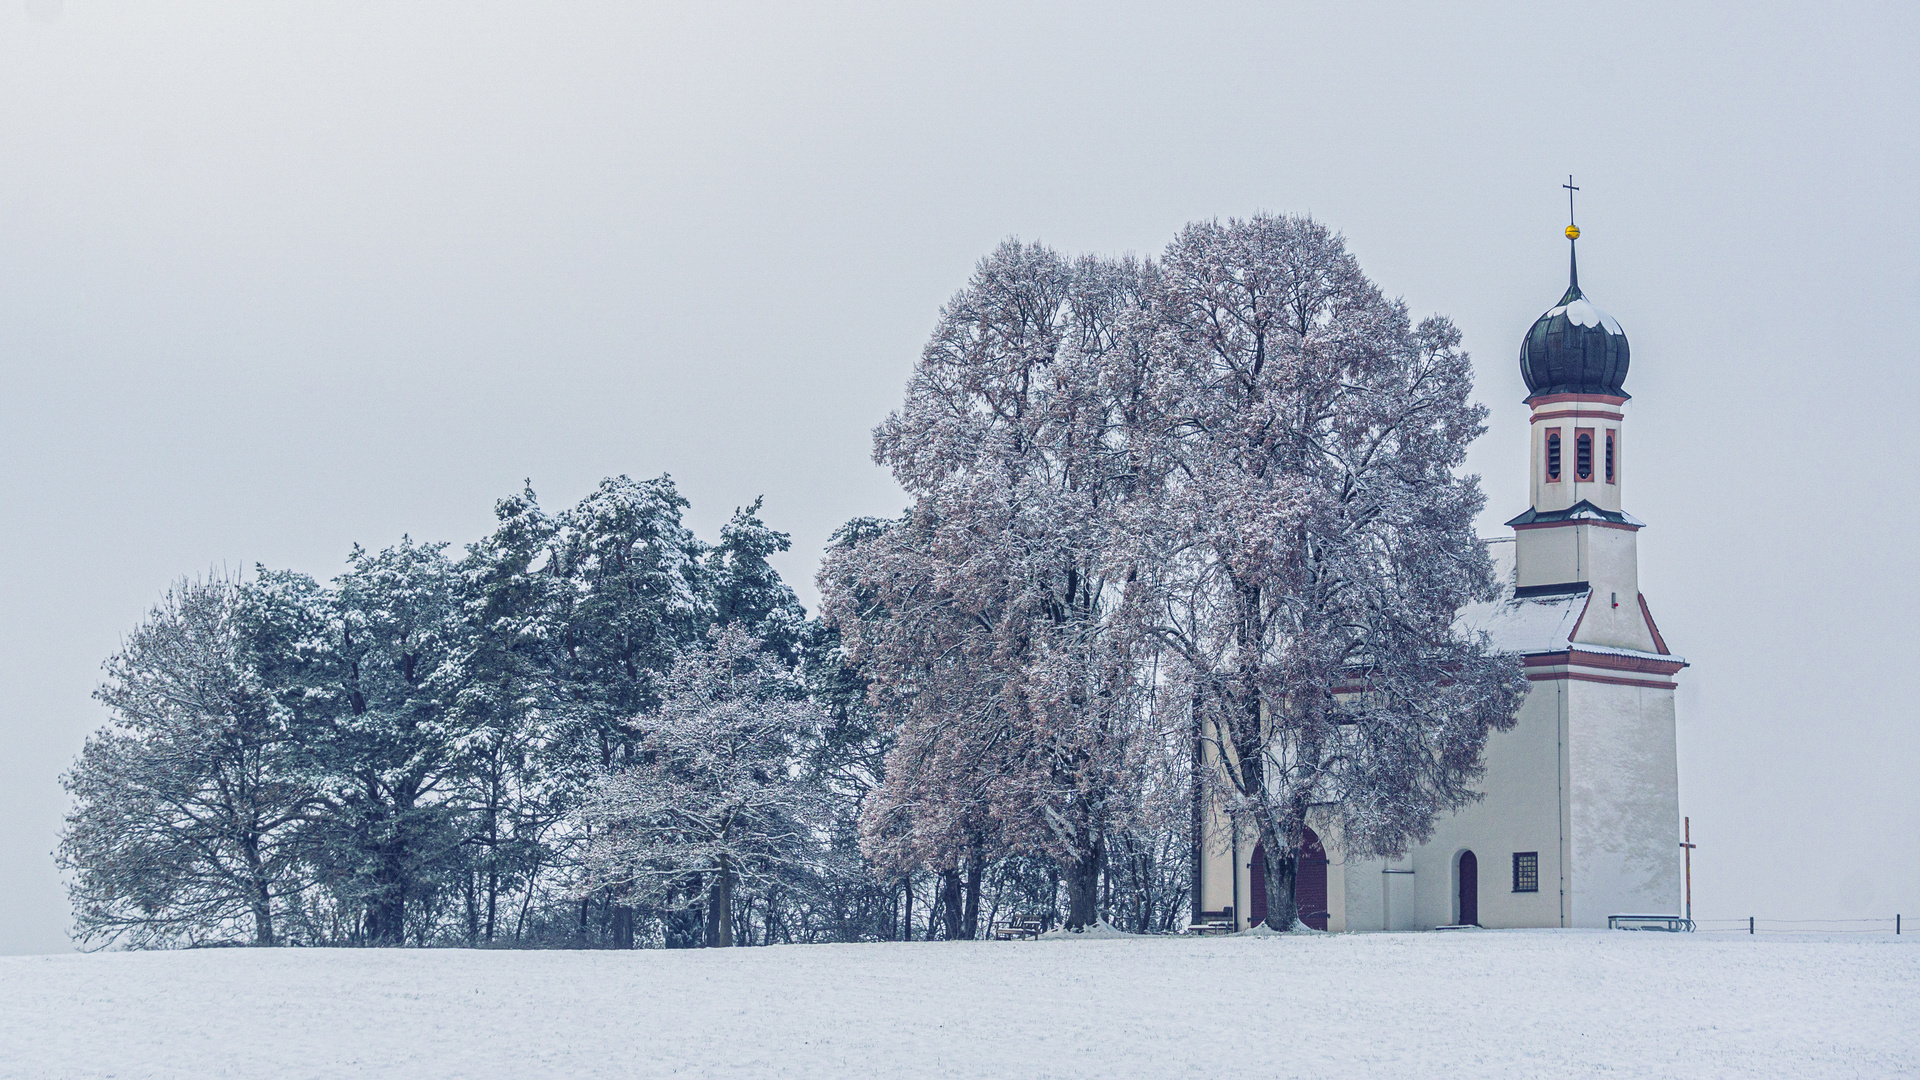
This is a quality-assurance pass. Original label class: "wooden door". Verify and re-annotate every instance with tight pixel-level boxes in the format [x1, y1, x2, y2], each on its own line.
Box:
[1458, 850, 1479, 926]
[1247, 826, 1329, 930]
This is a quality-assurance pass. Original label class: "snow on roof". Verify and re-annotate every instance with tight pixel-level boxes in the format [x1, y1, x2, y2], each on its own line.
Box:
[1462, 537, 1686, 663]
[1455, 537, 1582, 654]
[1457, 591, 1589, 656]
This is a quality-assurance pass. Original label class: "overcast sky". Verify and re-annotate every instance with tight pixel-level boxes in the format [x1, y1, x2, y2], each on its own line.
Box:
[3, 1, 1915, 954]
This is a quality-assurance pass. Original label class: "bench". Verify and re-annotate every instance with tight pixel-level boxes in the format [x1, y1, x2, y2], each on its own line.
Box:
[1608, 913, 1695, 932]
[1187, 907, 1236, 935]
[990, 918, 1045, 941]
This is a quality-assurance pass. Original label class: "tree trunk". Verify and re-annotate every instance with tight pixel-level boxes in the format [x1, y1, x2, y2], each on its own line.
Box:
[1064, 838, 1103, 930]
[1190, 689, 1206, 930]
[901, 874, 912, 941]
[612, 904, 634, 949]
[938, 868, 963, 940]
[485, 866, 499, 943]
[464, 871, 479, 945]
[962, 860, 983, 940]
[705, 858, 733, 947]
[250, 877, 275, 947]
[370, 850, 406, 946]
[1256, 819, 1300, 931]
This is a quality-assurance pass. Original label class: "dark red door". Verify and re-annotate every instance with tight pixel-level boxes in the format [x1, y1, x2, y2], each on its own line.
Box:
[1458, 850, 1479, 926]
[1247, 827, 1329, 930]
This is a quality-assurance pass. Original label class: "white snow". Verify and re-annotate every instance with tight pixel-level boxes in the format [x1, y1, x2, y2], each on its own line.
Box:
[1545, 297, 1624, 335]
[1036, 919, 1134, 940]
[2, 931, 1913, 1078]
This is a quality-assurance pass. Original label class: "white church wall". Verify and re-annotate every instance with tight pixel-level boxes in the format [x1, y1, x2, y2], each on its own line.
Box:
[1566, 679, 1683, 926]
[1515, 525, 1581, 588]
[1413, 678, 1568, 929]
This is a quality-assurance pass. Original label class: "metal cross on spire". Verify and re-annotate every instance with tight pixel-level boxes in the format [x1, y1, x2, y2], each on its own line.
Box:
[1562, 175, 1582, 293]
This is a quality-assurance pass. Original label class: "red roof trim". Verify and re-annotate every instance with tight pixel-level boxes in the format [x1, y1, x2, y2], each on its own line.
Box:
[1567, 591, 1595, 641]
[1524, 650, 1686, 676]
[1637, 593, 1671, 655]
[1527, 671, 1677, 690]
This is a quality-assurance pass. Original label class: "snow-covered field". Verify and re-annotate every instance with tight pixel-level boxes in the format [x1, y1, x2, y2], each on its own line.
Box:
[3, 930, 1914, 1079]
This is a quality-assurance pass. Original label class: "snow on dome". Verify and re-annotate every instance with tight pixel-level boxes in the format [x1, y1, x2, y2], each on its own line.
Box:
[1545, 297, 1623, 336]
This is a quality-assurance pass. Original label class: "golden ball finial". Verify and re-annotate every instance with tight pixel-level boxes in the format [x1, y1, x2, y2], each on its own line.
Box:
[1565, 224, 1581, 240]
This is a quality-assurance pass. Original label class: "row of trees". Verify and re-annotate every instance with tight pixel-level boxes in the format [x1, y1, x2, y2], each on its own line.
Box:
[59, 213, 1525, 948]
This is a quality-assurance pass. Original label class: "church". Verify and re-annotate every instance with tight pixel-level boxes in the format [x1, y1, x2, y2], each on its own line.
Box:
[1195, 222, 1687, 931]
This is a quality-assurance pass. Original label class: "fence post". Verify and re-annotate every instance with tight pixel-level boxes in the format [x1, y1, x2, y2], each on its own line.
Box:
[1898, 914, 1901, 935]
[1749, 916, 1754, 935]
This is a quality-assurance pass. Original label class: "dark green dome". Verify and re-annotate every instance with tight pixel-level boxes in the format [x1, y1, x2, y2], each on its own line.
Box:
[1519, 247, 1630, 399]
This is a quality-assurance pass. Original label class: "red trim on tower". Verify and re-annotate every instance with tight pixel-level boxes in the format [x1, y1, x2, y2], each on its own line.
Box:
[1637, 594, 1670, 655]
[1526, 393, 1628, 407]
[1524, 650, 1687, 676]
[1531, 408, 1624, 423]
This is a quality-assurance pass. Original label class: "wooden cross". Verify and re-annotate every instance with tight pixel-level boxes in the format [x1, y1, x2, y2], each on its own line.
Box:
[1679, 817, 1697, 921]
[1563, 175, 1580, 226]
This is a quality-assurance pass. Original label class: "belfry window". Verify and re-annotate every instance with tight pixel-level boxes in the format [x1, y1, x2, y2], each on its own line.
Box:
[1546, 432, 1561, 481]
[1576, 431, 1594, 481]
[1605, 430, 1616, 484]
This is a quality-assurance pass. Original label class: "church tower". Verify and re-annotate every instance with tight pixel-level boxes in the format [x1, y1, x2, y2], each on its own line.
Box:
[1504, 218, 1660, 653]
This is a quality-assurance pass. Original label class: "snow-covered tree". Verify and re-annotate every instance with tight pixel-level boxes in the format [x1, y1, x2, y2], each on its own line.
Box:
[1125, 214, 1529, 928]
[707, 497, 808, 664]
[550, 475, 712, 768]
[577, 625, 826, 946]
[823, 242, 1160, 931]
[452, 486, 570, 944]
[300, 539, 473, 946]
[58, 576, 323, 948]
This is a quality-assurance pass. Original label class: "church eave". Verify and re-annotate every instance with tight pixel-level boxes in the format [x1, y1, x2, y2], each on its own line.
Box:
[1504, 501, 1646, 530]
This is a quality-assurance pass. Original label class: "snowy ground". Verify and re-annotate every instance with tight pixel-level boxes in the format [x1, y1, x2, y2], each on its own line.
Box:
[2, 930, 1914, 1079]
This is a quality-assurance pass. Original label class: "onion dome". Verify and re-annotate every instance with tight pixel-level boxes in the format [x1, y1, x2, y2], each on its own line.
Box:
[1519, 231, 1630, 399]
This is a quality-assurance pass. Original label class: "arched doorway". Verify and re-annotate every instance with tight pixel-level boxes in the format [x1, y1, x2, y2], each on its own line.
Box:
[1456, 850, 1479, 926]
[1248, 826, 1330, 930]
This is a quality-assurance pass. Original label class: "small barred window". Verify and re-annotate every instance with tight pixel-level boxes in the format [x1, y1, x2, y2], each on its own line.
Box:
[1546, 433, 1561, 481]
[1513, 851, 1539, 893]
[1576, 432, 1593, 481]
[1605, 432, 1616, 483]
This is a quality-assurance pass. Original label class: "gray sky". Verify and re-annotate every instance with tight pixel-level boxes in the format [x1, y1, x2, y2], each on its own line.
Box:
[3, 1, 1914, 954]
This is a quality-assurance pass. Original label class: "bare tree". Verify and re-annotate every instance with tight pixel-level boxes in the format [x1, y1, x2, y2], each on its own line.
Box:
[1123, 214, 1529, 928]
[823, 242, 1160, 930]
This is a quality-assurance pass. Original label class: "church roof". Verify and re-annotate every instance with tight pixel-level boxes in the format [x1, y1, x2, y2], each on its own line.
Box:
[1456, 539, 1682, 663]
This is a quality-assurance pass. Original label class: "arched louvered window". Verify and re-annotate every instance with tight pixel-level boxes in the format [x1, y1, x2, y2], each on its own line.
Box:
[1576, 430, 1594, 481]
[1605, 430, 1616, 484]
[1545, 431, 1562, 482]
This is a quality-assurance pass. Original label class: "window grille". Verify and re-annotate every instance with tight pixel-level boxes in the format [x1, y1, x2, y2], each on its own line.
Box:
[1576, 433, 1593, 481]
[1513, 851, 1539, 893]
[1605, 432, 1615, 483]
[1546, 433, 1561, 481]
